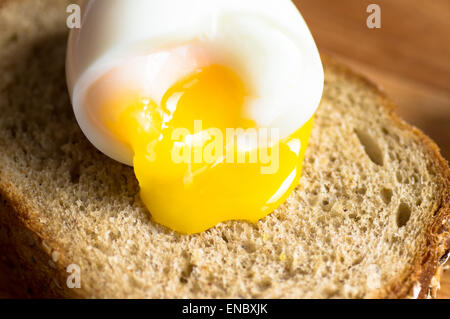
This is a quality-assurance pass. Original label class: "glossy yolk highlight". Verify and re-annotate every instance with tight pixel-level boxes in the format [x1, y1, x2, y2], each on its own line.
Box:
[101, 65, 314, 234]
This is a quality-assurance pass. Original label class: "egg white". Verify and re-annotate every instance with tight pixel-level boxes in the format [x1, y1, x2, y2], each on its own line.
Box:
[67, 0, 324, 165]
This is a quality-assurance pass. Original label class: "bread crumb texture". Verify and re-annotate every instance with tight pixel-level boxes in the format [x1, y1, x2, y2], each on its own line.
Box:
[0, 0, 448, 298]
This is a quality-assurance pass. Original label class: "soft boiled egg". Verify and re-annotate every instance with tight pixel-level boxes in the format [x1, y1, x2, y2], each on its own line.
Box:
[66, 0, 324, 234]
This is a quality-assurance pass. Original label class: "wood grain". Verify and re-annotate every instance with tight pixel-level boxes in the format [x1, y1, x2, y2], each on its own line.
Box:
[437, 268, 450, 299]
[294, 0, 450, 299]
[295, 0, 450, 93]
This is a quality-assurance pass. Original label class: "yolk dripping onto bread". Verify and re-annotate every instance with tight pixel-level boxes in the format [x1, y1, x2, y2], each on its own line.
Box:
[93, 65, 314, 234]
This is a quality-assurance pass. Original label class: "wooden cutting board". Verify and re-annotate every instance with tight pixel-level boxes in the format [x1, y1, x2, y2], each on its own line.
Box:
[295, 0, 450, 299]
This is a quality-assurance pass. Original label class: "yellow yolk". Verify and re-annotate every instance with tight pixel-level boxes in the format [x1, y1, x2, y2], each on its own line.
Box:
[97, 65, 314, 234]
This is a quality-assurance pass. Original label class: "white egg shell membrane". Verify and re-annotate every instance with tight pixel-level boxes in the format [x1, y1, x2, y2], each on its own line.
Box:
[67, 0, 324, 165]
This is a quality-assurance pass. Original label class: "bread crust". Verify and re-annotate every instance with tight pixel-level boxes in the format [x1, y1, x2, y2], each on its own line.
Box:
[0, 183, 78, 298]
[320, 56, 450, 299]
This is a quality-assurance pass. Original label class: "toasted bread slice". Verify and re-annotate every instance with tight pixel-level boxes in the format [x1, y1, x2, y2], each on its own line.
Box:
[0, 0, 449, 298]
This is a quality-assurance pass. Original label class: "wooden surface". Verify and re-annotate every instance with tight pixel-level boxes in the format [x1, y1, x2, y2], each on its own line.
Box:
[0, 0, 449, 298]
[294, 0, 450, 299]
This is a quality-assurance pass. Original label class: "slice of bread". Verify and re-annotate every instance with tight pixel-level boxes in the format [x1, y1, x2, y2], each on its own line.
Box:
[0, 0, 449, 299]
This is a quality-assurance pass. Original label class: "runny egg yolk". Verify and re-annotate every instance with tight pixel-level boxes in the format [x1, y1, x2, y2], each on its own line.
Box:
[94, 64, 314, 234]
